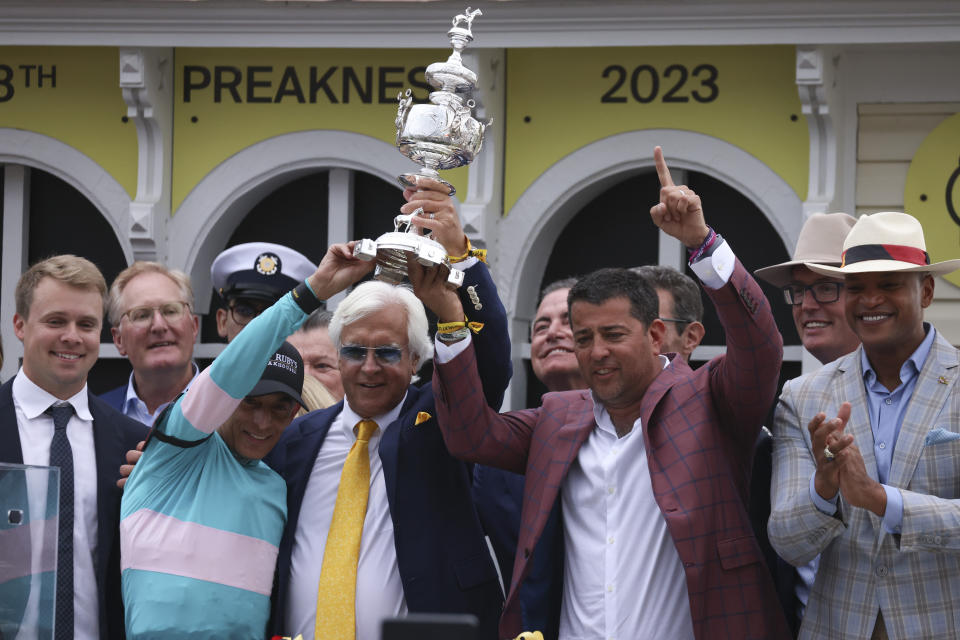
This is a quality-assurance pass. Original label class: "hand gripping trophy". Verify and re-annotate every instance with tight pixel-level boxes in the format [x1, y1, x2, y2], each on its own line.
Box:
[353, 8, 490, 287]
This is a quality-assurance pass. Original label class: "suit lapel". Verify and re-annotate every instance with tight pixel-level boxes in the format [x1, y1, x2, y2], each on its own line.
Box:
[282, 406, 339, 531]
[377, 386, 420, 513]
[639, 356, 684, 433]
[888, 334, 960, 490]
[89, 394, 123, 589]
[0, 380, 24, 464]
[514, 391, 593, 592]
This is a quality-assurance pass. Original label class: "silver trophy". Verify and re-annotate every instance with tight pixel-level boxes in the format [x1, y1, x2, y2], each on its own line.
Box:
[354, 7, 490, 288]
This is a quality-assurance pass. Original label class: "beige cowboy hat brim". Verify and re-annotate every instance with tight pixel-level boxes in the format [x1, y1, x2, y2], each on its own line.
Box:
[755, 259, 841, 288]
[807, 258, 960, 277]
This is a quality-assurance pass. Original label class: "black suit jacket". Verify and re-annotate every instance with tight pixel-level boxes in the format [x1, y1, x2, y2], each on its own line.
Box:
[0, 377, 148, 639]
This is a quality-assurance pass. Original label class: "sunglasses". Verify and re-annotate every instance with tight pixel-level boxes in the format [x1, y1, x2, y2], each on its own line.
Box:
[339, 344, 407, 365]
[228, 300, 268, 326]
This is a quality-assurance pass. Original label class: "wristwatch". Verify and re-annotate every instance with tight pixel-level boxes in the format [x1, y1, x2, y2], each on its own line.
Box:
[436, 327, 471, 343]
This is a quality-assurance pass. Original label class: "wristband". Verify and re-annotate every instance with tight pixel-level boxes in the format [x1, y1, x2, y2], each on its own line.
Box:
[687, 227, 717, 264]
[448, 238, 488, 264]
[291, 280, 323, 315]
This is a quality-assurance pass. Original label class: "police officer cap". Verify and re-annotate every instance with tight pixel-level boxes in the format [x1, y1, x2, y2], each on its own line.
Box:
[211, 242, 316, 303]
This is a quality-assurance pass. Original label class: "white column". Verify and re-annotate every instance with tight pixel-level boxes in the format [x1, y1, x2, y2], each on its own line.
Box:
[325, 168, 354, 310]
[1, 165, 30, 381]
[460, 48, 505, 269]
[797, 45, 839, 218]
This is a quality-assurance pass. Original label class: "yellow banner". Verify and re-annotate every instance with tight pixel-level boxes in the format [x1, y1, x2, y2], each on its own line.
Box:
[904, 112, 960, 288]
[0, 46, 138, 199]
[504, 46, 809, 213]
[172, 48, 468, 212]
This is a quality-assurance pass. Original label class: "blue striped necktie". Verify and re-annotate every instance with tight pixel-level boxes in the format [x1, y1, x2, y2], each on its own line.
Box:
[47, 403, 75, 640]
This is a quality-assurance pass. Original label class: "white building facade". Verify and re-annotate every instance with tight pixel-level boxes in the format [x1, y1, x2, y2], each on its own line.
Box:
[2, 0, 959, 407]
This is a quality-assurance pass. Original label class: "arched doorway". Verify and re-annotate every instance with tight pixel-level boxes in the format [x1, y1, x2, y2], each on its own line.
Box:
[197, 167, 405, 345]
[523, 168, 801, 406]
[498, 129, 805, 409]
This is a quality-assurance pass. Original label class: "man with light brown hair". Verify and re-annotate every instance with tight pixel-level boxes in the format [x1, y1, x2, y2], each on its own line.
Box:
[100, 262, 200, 425]
[1, 254, 147, 639]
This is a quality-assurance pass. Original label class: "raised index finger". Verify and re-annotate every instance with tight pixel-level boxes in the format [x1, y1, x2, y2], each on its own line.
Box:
[654, 146, 675, 187]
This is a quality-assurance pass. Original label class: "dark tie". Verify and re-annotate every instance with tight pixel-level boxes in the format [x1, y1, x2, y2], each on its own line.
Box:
[47, 403, 75, 640]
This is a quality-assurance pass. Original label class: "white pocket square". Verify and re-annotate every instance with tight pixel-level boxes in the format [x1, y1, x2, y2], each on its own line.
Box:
[925, 428, 960, 445]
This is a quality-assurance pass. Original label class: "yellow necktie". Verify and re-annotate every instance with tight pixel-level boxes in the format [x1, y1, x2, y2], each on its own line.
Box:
[314, 419, 378, 640]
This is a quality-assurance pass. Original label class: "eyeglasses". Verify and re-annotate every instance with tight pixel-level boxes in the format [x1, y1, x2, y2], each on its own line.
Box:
[659, 317, 694, 331]
[122, 301, 191, 328]
[339, 344, 407, 365]
[782, 282, 843, 306]
[228, 300, 268, 327]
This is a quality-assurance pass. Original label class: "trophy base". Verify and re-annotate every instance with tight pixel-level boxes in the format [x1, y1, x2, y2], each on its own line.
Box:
[398, 171, 456, 197]
[353, 233, 465, 288]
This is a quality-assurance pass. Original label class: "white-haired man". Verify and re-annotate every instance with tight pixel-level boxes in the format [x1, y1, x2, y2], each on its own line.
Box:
[769, 211, 960, 639]
[265, 177, 512, 640]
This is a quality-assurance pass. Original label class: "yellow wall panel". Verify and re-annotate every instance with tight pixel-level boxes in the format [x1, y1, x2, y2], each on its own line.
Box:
[505, 46, 809, 214]
[0, 46, 138, 199]
[172, 48, 469, 212]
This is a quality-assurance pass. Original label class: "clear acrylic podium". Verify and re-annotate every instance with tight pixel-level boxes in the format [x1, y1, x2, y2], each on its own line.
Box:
[0, 462, 60, 640]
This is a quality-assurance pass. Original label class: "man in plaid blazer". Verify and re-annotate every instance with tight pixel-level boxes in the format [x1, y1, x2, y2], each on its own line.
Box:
[768, 211, 960, 640]
[421, 147, 790, 640]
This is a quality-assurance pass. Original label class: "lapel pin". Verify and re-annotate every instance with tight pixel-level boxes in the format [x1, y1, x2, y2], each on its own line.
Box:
[938, 375, 948, 385]
[415, 411, 432, 426]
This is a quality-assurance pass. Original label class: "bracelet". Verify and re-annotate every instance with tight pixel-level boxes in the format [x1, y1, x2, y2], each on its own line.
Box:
[437, 318, 485, 335]
[291, 280, 323, 314]
[687, 227, 717, 264]
[448, 238, 488, 264]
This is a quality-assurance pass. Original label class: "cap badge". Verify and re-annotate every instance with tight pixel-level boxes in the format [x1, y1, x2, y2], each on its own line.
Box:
[255, 253, 281, 276]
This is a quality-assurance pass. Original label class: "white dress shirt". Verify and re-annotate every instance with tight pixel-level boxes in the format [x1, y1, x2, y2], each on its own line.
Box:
[12, 369, 101, 640]
[285, 395, 408, 640]
[558, 357, 695, 640]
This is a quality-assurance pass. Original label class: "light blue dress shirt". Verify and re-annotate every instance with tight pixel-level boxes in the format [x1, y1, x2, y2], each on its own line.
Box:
[121, 362, 199, 426]
[809, 323, 936, 533]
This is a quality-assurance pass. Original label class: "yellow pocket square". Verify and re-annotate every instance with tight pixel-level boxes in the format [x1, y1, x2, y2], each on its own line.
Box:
[415, 411, 432, 426]
[514, 633, 544, 640]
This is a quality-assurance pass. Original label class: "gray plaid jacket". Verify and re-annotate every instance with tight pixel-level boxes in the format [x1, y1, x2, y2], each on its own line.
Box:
[769, 331, 960, 640]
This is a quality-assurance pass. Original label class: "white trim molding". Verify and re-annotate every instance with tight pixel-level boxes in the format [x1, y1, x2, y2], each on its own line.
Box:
[796, 45, 839, 217]
[2, 2, 960, 48]
[168, 129, 419, 311]
[120, 46, 174, 262]
[497, 128, 804, 408]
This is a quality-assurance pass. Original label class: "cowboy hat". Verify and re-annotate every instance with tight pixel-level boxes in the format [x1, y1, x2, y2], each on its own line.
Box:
[807, 211, 960, 277]
[754, 212, 857, 287]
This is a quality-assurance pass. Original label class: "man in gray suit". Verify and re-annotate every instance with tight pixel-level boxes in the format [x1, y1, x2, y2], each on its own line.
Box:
[768, 211, 960, 640]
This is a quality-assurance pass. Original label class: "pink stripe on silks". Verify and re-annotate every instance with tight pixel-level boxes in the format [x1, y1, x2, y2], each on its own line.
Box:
[0, 518, 57, 582]
[180, 370, 241, 434]
[120, 509, 278, 597]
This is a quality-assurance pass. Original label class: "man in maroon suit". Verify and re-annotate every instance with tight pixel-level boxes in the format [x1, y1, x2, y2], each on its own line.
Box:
[418, 147, 790, 640]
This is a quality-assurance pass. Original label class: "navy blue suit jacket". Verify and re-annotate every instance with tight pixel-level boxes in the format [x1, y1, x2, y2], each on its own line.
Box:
[0, 377, 148, 639]
[98, 384, 126, 413]
[267, 263, 512, 640]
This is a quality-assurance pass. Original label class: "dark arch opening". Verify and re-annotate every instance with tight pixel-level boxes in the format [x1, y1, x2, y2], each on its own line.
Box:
[527, 169, 800, 406]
